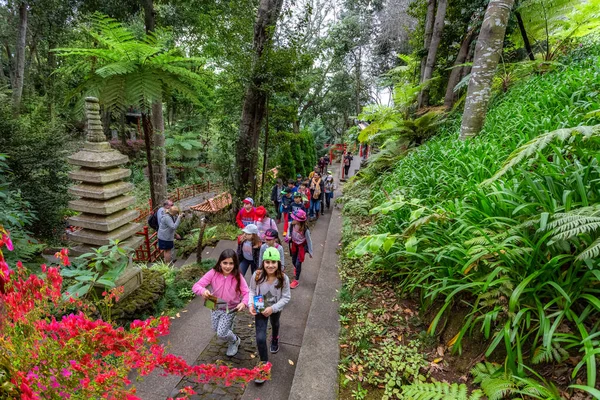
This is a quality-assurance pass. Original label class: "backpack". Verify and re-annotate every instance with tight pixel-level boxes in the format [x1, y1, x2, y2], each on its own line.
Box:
[147, 212, 159, 231]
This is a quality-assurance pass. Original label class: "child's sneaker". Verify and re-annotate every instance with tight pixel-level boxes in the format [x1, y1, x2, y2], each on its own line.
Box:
[255, 378, 266, 384]
[226, 336, 241, 357]
[290, 280, 299, 289]
[270, 337, 279, 353]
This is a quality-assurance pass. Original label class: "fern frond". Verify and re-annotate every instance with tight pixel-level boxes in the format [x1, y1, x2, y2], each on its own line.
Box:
[482, 125, 600, 185]
[532, 342, 569, 364]
[400, 381, 483, 400]
[481, 377, 516, 400]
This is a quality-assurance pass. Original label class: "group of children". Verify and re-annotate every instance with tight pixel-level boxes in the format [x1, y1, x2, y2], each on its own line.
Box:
[192, 166, 339, 385]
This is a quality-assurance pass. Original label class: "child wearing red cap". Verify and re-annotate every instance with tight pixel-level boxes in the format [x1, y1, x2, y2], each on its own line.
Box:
[255, 206, 278, 242]
[236, 197, 256, 229]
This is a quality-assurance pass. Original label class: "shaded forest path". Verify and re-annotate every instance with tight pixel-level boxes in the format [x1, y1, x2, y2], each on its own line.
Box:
[134, 156, 362, 400]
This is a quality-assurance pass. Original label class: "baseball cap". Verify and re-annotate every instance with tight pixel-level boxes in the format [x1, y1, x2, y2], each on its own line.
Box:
[263, 247, 281, 261]
[242, 224, 259, 235]
[243, 197, 254, 205]
[293, 192, 302, 198]
[264, 229, 278, 240]
[296, 174, 302, 178]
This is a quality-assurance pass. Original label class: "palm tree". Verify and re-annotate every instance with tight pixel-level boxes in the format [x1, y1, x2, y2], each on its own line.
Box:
[54, 13, 211, 207]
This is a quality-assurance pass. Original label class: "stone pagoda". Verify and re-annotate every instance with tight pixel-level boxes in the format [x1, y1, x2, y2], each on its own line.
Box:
[67, 97, 143, 296]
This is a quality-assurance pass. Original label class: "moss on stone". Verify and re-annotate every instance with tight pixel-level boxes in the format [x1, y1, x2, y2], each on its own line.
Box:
[112, 269, 165, 326]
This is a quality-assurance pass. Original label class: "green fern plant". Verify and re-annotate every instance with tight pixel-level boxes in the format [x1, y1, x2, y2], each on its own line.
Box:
[400, 382, 483, 400]
[54, 12, 211, 113]
[547, 205, 600, 260]
[482, 124, 600, 185]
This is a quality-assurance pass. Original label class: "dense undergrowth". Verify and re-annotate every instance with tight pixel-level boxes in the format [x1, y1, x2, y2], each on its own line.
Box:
[340, 42, 600, 399]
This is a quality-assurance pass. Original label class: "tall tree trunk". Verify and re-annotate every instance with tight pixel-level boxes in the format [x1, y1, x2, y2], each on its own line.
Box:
[142, 113, 157, 208]
[142, 0, 168, 206]
[515, 11, 535, 61]
[12, 1, 28, 116]
[355, 46, 362, 115]
[460, 0, 515, 140]
[234, 0, 285, 200]
[418, 0, 447, 108]
[152, 101, 168, 206]
[420, 0, 436, 82]
[444, 27, 476, 110]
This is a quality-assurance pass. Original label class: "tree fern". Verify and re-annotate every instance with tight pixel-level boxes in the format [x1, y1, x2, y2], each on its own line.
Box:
[482, 125, 600, 185]
[400, 382, 483, 400]
[53, 12, 210, 113]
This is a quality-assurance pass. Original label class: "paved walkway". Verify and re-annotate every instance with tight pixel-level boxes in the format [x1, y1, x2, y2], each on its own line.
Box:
[133, 155, 362, 399]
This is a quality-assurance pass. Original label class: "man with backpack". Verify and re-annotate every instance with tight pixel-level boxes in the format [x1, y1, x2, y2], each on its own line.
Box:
[148, 200, 181, 239]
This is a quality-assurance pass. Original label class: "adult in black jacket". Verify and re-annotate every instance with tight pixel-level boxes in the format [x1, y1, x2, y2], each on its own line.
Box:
[271, 178, 284, 222]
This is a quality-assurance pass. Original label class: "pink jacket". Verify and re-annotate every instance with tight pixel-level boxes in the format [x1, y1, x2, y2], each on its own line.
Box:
[192, 269, 249, 309]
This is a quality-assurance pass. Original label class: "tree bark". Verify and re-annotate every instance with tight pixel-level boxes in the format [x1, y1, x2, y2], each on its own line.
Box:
[418, 0, 447, 108]
[355, 46, 362, 115]
[515, 11, 535, 61]
[460, 0, 515, 140]
[234, 0, 285, 200]
[143, 0, 168, 207]
[195, 216, 207, 263]
[419, 0, 436, 82]
[142, 113, 157, 208]
[12, 1, 28, 116]
[444, 27, 476, 110]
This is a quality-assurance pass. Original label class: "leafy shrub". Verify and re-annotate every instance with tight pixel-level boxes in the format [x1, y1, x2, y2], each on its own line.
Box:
[272, 131, 317, 179]
[0, 103, 73, 240]
[346, 44, 600, 386]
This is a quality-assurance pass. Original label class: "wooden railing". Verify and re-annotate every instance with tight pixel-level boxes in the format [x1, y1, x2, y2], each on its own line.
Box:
[133, 181, 226, 262]
[134, 182, 223, 223]
[133, 226, 161, 263]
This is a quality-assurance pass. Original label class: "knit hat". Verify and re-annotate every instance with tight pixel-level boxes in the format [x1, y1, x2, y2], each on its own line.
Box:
[263, 247, 281, 261]
[242, 224, 259, 235]
[264, 229, 278, 240]
[255, 206, 266, 220]
[243, 197, 254, 205]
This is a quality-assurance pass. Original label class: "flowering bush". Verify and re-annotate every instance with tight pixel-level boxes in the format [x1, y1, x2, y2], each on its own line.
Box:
[0, 227, 270, 399]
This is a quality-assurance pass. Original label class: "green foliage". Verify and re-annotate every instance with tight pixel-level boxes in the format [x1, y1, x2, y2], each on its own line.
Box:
[55, 12, 213, 113]
[177, 223, 240, 258]
[147, 260, 214, 316]
[344, 44, 600, 387]
[0, 102, 72, 240]
[272, 131, 317, 180]
[0, 154, 41, 265]
[516, 0, 600, 60]
[399, 382, 483, 400]
[61, 242, 130, 298]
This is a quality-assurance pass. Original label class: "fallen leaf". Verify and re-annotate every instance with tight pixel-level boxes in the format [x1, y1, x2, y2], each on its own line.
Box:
[176, 313, 180, 318]
[250, 354, 256, 359]
[340, 344, 349, 348]
[170, 317, 175, 320]
[433, 358, 443, 364]
[288, 360, 294, 365]
[344, 374, 353, 381]
[437, 346, 445, 357]
[182, 310, 188, 313]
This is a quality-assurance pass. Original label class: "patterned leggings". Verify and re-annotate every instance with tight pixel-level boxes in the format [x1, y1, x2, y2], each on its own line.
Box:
[211, 309, 237, 343]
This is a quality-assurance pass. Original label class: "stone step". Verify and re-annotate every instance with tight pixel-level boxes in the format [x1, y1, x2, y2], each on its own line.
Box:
[69, 195, 136, 215]
[68, 209, 140, 232]
[69, 181, 135, 201]
[69, 222, 143, 247]
[69, 167, 131, 184]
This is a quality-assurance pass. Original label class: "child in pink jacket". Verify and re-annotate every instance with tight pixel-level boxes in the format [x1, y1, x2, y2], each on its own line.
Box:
[193, 248, 249, 357]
